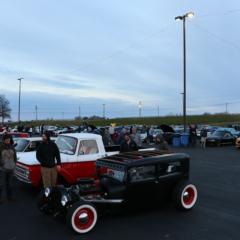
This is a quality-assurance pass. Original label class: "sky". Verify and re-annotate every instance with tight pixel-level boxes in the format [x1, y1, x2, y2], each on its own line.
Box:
[0, 0, 240, 120]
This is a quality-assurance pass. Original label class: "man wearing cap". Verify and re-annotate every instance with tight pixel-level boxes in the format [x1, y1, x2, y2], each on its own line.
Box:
[36, 132, 61, 188]
[0, 134, 17, 202]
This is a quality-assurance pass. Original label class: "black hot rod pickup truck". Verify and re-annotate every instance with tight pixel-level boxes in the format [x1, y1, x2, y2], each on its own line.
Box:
[38, 150, 198, 234]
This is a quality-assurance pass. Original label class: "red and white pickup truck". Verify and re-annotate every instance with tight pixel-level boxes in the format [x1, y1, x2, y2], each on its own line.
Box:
[15, 133, 119, 187]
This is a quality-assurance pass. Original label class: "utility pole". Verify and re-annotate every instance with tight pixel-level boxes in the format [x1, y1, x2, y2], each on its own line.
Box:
[35, 105, 38, 120]
[102, 104, 106, 119]
[18, 77, 24, 123]
[175, 12, 194, 133]
[78, 106, 81, 119]
[157, 105, 160, 117]
[225, 103, 229, 114]
[138, 101, 142, 118]
[1, 101, 3, 124]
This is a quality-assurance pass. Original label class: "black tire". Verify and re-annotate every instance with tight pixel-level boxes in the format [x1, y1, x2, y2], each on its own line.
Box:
[173, 181, 198, 211]
[66, 202, 98, 234]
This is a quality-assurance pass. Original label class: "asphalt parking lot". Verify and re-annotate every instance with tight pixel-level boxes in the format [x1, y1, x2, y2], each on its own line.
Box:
[0, 146, 240, 240]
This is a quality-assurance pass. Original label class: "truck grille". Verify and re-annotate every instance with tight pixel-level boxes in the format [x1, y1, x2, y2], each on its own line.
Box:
[15, 165, 31, 184]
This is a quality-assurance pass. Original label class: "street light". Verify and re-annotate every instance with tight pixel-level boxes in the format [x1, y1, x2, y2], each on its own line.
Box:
[175, 11, 194, 133]
[18, 77, 24, 123]
[138, 101, 142, 118]
[102, 104, 106, 119]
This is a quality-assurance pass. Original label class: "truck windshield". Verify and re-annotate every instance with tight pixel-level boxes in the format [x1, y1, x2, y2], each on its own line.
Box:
[15, 139, 30, 152]
[56, 136, 77, 155]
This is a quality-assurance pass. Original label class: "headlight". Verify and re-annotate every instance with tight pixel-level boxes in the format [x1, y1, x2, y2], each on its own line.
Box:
[44, 188, 51, 197]
[61, 195, 69, 206]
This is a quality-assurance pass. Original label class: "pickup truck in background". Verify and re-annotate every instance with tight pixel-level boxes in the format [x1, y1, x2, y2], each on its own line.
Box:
[15, 133, 119, 187]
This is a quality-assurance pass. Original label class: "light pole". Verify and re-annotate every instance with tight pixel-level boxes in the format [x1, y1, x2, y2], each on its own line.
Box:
[138, 101, 142, 118]
[78, 106, 81, 119]
[18, 77, 24, 123]
[102, 104, 106, 119]
[35, 105, 38, 120]
[175, 12, 194, 133]
[225, 102, 228, 114]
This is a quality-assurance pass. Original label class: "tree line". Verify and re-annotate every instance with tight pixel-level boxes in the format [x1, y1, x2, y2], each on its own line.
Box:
[0, 95, 11, 124]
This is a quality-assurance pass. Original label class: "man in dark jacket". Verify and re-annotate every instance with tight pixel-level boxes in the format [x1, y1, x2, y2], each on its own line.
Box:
[189, 124, 197, 147]
[120, 133, 138, 152]
[36, 132, 61, 188]
[0, 134, 17, 202]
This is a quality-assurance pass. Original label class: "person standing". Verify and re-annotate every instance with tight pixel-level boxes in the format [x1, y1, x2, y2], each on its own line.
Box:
[0, 134, 17, 202]
[102, 129, 113, 146]
[189, 124, 197, 147]
[200, 128, 208, 149]
[36, 132, 61, 188]
[40, 124, 45, 135]
[2, 130, 14, 145]
[120, 133, 138, 152]
[131, 127, 142, 147]
[148, 126, 154, 144]
[155, 134, 170, 151]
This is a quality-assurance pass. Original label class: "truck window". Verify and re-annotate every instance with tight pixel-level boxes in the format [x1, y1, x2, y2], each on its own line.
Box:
[25, 141, 41, 152]
[128, 165, 156, 183]
[78, 140, 99, 155]
[56, 136, 78, 155]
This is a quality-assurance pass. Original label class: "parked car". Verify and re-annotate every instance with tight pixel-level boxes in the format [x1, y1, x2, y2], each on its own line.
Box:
[15, 137, 42, 152]
[0, 132, 29, 143]
[219, 128, 240, 137]
[54, 127, 74, 136]
[206, 126, 219, 137]
[38, 150, 198, 234]
[14, 137, 57, 153]
[206, 130, 236, 146]
[15, 133, 119, 187]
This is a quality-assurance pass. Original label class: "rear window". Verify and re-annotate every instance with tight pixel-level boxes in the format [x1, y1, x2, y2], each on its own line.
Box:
[78, 140, 99, 155]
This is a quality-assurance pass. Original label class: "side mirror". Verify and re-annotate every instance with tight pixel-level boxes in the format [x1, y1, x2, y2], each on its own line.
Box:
[13, 143, 17, 147]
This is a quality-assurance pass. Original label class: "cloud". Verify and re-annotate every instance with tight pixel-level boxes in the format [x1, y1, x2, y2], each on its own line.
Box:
[0, 0, 240, 120]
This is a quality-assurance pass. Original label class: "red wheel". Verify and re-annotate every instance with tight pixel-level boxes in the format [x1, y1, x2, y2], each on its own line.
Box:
[67, 202, 97, 234]
[173, 181, 198, 210]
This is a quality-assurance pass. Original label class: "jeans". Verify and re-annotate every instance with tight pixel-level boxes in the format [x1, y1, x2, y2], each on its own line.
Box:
[0, 170, 14, 199]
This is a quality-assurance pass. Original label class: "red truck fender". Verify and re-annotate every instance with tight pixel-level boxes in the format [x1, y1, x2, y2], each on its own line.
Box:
[58, 168, 76, 185]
